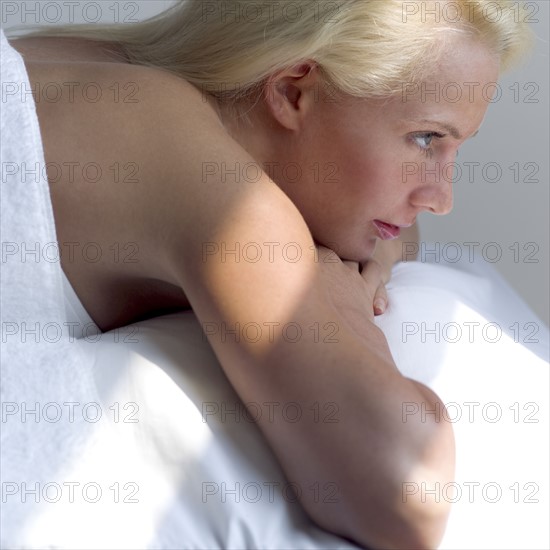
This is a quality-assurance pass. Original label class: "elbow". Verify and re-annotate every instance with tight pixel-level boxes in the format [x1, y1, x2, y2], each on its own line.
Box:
[301, 381, 455, 549]
[338, 417, 455, 549]
[346, 462, 454, 549]
[387, 471, 453, 549]
[391, 385, 456, 548]
[357, 421, 455, 548]
[319, 481, 451, 550]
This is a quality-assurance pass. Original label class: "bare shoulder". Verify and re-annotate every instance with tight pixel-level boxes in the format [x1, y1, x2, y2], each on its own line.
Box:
[24, 56, 227, 330]
[20, 46, 311, 333]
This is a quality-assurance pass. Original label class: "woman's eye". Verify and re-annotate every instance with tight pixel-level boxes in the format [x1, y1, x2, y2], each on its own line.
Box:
[410, 132, 445, 158]
[413, 132, 436, 149]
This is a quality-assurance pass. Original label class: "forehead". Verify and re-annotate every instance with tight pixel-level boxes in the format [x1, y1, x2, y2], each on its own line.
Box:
[388, 37, 500, 134]
[425, 34, 500, 87]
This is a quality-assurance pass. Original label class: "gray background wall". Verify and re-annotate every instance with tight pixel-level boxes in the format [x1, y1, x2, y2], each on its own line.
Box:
[2, 0, 548, 326]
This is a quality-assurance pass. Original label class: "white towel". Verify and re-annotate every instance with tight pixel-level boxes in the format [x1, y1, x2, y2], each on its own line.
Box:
[0, 28, 103, 546]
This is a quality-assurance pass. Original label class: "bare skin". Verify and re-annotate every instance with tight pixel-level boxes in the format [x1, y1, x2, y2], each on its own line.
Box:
[9, 36, 415, 329]
[8, 34, 499, 548]
[10, 36, 195, 329]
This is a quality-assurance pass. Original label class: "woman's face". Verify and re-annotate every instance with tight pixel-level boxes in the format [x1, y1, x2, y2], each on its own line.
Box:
[273, 38, 500, 263]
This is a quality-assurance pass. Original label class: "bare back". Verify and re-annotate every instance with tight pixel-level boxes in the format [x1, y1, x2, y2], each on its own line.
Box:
[10, 36, 214, 331]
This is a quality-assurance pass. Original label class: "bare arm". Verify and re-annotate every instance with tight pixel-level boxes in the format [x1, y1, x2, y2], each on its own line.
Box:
[174, 196, 452, 546]
[148, 80, 454, 549]
[183, 218, 453, 550]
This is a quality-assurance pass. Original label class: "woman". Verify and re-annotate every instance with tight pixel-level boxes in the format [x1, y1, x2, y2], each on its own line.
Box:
[1, 1, 532, 547]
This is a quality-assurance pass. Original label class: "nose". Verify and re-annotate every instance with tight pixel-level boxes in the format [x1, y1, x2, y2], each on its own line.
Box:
[408, 156, 455, 215]
[410, 179, 453, 215]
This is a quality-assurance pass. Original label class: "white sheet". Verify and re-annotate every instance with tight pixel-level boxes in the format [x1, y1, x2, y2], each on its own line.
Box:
[378, 258, 549, 549]
[90, 256, 550, 549]
[3, 253, 547, 549]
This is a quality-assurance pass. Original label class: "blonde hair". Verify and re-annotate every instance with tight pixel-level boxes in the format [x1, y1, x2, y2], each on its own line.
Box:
[6, 0, 534, 102]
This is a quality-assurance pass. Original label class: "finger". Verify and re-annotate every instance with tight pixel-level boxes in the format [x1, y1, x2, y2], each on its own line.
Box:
[360, 260, 387, 313]
[359, 258, 382, 287]
[373, 283, 388, 316]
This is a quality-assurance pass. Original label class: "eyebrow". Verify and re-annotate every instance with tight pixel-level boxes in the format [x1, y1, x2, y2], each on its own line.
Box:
[413, 119, 479, 140]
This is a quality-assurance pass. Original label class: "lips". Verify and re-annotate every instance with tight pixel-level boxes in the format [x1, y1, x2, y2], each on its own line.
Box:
[373, 220, 401, 240]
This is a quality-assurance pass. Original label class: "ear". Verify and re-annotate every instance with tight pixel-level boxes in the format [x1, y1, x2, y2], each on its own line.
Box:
[263, 60, 320, 131]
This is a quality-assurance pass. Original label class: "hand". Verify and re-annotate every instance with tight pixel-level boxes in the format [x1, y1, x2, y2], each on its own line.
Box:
[316, 222, 419, 330]
[358, 256, 391, 317]
[357, 240, 398, 317]
[316, 247, 386, 334]
[360, 223, 420, 316]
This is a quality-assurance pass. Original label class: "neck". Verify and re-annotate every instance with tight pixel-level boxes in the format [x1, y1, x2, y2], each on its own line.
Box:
[212, 94, 281, 171]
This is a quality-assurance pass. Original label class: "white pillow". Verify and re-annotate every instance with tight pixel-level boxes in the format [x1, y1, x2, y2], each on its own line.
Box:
[377, 259, 549, 550]
[3, 258, 548, 549]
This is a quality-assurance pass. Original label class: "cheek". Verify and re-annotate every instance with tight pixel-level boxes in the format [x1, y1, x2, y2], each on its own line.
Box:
[308, 116, 410, 207]
[343, 152, 405, 204]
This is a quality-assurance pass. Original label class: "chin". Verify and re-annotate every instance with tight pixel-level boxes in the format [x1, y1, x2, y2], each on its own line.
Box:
[313, 226, 377, 263]
[333, 238, 377, 265]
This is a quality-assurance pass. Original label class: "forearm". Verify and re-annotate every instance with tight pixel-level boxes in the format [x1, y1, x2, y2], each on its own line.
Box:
[248, 245, 455, 548]
[251, 320, 455, 549]
[186, 185, 450, 547]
